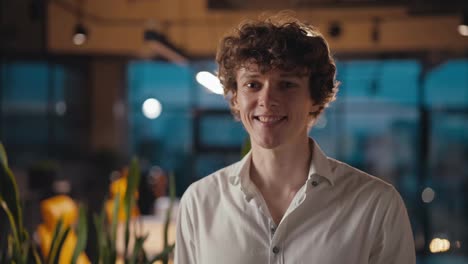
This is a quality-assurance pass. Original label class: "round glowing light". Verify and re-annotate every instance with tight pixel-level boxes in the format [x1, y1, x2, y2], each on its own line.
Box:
[196, 71, 224, 95]
[422, 187, 435, 203]
[429, 238, 450, 253]
[458, 25, 468, 37]
[55, 101, 67, 116]
[73, 33, 86, 45]
[142, 98, 162, 119]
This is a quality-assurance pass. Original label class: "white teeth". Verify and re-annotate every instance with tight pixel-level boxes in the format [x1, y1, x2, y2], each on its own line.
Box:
[257, 116, 283, 123]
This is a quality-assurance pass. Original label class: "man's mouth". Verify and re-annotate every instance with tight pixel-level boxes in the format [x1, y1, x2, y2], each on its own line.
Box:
[254, 115, 287, 125]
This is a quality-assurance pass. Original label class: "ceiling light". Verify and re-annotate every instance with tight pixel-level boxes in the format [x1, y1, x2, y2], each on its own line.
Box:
[458, 13, 468, 37]
[73, 23, 88, 45]
[142, 98, 162, 119]
[328, 21, 342, 38]
[196, 71, 224, 95]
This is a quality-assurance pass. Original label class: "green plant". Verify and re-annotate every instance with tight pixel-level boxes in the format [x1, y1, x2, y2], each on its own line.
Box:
[0, 143, 175, 264]
[94, 158, 176, 264]
[0, 142, 39, 263]
[0, 143, 86, 264]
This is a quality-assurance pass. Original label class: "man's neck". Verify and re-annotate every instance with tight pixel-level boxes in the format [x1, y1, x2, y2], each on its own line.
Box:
[250, 137, 312, 194]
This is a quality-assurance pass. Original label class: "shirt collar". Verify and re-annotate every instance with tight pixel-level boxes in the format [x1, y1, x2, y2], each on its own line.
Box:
[228, 137, 336, 195]
[227, 151, 257, 200]
[308, 138, 335, 186]
[228, 150, 251, 185]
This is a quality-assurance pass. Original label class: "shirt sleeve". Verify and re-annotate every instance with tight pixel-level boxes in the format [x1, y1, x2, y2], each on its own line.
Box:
[174, 188, 197, 264]
[369, 187, 416, 264]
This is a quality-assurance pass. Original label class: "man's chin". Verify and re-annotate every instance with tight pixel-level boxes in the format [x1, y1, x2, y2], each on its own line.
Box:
[251, 137, 282, 150]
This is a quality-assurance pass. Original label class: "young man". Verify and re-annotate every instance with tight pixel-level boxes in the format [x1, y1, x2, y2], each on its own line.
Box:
[175, 14, 415, 264]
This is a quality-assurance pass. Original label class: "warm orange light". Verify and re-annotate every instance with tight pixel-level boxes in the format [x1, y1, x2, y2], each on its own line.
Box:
[429, 238, 451, 253]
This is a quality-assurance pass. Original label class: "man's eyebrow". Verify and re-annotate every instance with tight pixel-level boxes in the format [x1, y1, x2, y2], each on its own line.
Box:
[239, 73, 261, 79]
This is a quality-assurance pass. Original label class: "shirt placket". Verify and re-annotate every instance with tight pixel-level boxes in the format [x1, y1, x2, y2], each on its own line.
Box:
[269, 221, 283, 264]
[270, 177, 322, 264]
[247, 185, 284, 264]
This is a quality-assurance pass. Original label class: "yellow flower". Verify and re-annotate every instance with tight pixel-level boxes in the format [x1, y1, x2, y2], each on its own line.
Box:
[37, 195, 90, 264]
[40, 195, 78, 230]
[109, 168, 139, 200]
[37, 224, 90, 264]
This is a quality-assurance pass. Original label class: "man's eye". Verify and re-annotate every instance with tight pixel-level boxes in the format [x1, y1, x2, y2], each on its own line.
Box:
[246, 82, 260, 89]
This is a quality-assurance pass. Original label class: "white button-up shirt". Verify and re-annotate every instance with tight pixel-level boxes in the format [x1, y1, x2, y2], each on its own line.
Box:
[175, 139, 416, 264]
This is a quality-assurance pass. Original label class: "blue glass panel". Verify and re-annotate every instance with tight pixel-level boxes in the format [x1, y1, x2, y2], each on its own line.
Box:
[200, 115, 246, 147]
[339, 60, 420, 105]
[309, 109, 339, 158]
[340, 60, 379, 99]
[195, 153, 240, 179]
[378, 60, 420, 105]
[127, 61, 193, 168]
[424, 59, 468, 107]
[3, 62, 49, 102]
[128, 61, 192, 107]
[428, 112, 468, 250]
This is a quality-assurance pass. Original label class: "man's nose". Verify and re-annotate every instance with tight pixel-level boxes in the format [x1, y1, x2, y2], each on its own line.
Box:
[258, 83, 279, 108]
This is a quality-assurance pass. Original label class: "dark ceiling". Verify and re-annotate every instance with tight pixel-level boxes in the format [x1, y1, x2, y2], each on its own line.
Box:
[208, 0, 467, 15]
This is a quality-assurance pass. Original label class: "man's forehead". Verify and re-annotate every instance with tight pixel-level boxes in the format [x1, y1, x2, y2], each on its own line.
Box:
[237, 62, 308, 78]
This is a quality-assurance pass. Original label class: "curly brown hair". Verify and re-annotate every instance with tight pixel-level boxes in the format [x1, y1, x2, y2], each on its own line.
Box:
[216, 13, 339, 120]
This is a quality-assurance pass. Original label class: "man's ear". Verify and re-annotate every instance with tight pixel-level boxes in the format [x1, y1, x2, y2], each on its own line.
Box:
[231, 94, 239, 111]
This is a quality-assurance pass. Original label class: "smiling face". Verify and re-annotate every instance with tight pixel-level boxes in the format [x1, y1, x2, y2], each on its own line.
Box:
[233, 64, 320, 150]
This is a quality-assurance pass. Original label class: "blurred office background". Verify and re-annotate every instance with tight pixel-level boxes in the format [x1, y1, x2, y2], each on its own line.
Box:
[1, 0, 468, 263]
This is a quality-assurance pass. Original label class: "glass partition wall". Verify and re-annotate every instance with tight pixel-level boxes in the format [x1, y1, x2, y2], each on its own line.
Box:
[2, 56, 467, 262]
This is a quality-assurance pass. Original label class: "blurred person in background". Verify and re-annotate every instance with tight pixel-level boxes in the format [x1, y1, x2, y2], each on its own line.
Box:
[149, 166, 179, 220]
[175, 12, 415, 264]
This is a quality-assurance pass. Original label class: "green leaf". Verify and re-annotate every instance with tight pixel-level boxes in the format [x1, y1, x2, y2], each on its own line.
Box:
[7, 235, 14, 259]
[0, 147, 23, 242]
[0, 196, 20, 252]
[157, 172, 177, 264]
[105, 193, 120, 264]
[0, 143, 29, 264]
[51, 227, 70, 264]
[47, 218, 64, 263]
[148, 243, 175, 263]
[92, 214, 101, 264]
[0, 142, 8, 168]
[71, 206, 88, 264]
[20, 230, 30, 263]
[20, 241, 29, 263]
[110, 193, 120, 245]
[163, 173, 176, 249]
[93, 209, 108, 264]
[128, 234, 148, 264]
[47, 218, 71, 264]
[30, 242, 42, 264]
[124, 158, 140, 258]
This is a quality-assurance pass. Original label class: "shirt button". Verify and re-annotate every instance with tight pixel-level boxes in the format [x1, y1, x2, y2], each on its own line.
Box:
[272, 246, 280, 254]
[311, 181, 319, 187]
[270, 227, 276, 234]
